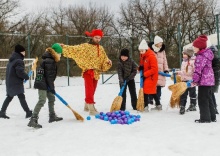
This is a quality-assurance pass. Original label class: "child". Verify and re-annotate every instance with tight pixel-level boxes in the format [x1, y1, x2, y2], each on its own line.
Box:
[117, 48, 137, 110]
[191, 35, 216, 123]
[0, 44, 32, 119]
[28, 43, 63, 128]
[138, 39, 161, 112]
[148, 35, 169, 108]
[177, 47, 197, 114]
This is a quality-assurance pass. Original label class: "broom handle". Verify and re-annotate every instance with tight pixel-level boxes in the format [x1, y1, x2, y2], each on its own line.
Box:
[140, 70, 143, 88]
[172, 68, 176, 84]
[55, 93, 68, 106]
[24, 70, 33, 83]
[118, 80, 127, 96]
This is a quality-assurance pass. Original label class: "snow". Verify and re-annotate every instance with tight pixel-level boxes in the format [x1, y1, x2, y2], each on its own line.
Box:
[0, 74, 220, 156]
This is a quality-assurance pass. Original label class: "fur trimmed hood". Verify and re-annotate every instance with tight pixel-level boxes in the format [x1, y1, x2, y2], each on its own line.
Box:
[148, 42, 166, 52]
[44, 47, 61, 62]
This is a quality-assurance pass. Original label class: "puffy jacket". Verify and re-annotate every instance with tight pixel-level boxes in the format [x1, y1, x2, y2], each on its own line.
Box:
[141, 49, 158, 94]
[193, 48, 214, 86]
[6, 52, 29, 97]
[34, 48, 59, 90]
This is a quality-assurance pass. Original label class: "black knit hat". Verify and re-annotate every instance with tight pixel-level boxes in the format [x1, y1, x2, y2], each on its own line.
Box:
[120, 48, 129, 57]
[15, 44, 25, 53]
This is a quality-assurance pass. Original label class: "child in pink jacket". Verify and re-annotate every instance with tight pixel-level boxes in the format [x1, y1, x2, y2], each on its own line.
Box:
[177, 47, 197, 114]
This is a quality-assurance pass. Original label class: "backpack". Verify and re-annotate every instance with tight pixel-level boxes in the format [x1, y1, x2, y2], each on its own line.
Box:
[209, 45, 220, 84]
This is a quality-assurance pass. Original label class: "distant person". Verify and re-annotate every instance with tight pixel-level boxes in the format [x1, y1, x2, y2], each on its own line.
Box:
[28, 43, 63, 128]
[148, 35, 169, 110]
[61, 29, 112, 115]
[138, 39, 161, 112]
[0, 44, 32, 119]
[176, 47, 197, 114]
[117, 48, 138, 111]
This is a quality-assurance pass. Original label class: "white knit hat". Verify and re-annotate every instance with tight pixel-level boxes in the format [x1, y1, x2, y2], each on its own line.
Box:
[138, 39, 148, 50]
[154, 35, 163, 44]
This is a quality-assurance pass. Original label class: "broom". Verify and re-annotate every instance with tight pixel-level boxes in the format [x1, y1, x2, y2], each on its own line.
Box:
[54, 93, 84, 121]
[168, 69, 187, 108]
[110, 80, 127, 112]
[24, 57, 38, 83]
[136, 70, 144, 112]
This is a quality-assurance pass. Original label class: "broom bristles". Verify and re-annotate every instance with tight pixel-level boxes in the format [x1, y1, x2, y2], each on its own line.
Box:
[136, 88, 144, 112]
[67, 105, 84, 121]
[110, 96, 122, 112]
[168, 82, 187, 108]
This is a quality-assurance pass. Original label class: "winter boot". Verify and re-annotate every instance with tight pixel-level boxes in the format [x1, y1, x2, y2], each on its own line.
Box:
[49, 113, 63, 123]
[27, 116, 42, 128]
[179, 106, 185, 115]
[88, 104, 99, 115]
[25, 110, 32, 118]
[151, 105, 162, 111]
[195, 119, 211, 123]
[84, 103, 89, 112]
[186, 104, 196, 112]
[0, 111, 10, 119]
[215, 108, 219, 114]
[144, 106, 149, 112]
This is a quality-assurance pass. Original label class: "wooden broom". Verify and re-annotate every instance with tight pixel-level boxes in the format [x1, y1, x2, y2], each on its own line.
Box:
[136, 70, 144, 112]
[110, 80, 127, 112]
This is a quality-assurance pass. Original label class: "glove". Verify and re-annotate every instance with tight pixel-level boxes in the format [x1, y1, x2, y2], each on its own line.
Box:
[50, 89, 56, 94]
[119, 81, 124, 87]
[138, 66, 144, 71]
[164, 70, 169, 74]
[186, 80, 193, 88]
[125, 77, 130, 82]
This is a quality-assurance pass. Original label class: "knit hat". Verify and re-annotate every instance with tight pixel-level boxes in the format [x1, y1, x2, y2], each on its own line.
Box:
[154, 35, 163, 45]
[52, 43, 63, 54]
[192, 35, 208, 49]
[120, 48, 129, 57]
[138, 39, 148, 50]
[182, 47, 194, 57]
[85, 29, 104, 37]
[15, 44, 25, 53]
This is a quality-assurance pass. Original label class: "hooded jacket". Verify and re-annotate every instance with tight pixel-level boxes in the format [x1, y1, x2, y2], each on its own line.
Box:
[148, 42, 169, 87]
[34, 48, 60, 90]
[193, 48, 214, 86]
[6, 52, 29, 97]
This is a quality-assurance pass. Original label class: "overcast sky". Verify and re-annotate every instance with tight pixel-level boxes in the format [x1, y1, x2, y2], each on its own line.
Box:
[19, 0, 127, 14]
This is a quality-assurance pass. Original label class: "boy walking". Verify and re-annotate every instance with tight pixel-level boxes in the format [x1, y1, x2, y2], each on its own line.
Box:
[0, 44, 32, 119]
[28, 43, 63, 128]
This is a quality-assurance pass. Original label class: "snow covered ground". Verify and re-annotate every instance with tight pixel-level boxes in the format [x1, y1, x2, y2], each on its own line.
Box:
[0, 74, 220, 156]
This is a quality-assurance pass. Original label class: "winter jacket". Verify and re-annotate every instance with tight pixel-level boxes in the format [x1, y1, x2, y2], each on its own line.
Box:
[209, 45, 220, 92]
[178, 56, 195, 81]
[141, 48, 158, 94]
[62, 40, 112, 80]
[193, 48, 214, 86]
[5, 52, 29, 97]
[148, 42, 169, 87]
[34, 48, 59, 90]
[117, 58, 137, 83]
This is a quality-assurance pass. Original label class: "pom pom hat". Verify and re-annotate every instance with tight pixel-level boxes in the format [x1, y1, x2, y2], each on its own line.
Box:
[138, 39, 148, 50]
[85, 29, 104, 38]
[192, 35, 208, 49]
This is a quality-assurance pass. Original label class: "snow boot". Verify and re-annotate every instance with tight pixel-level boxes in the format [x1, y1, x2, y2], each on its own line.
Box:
[186, 104, 196, 112]
[0, 111, 10, 119]
[49, 113, 63, 123]
[25, 110, 32, 118]
[215, 108, 219, 114]
[144, 106, 149, 112]
[195, 119, 211, 123]
[179, 106, 185, 115]
[27, 116, 42, 128]
[84, 103, 89, 112]
[151, 105, 162, 111]
[88, 104, 99, 116]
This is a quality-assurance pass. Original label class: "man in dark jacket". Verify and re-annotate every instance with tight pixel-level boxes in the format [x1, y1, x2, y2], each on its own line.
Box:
[28, 43, 63, 128]
[0, 44, 32, 119]
[117, 48, 138, 110]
